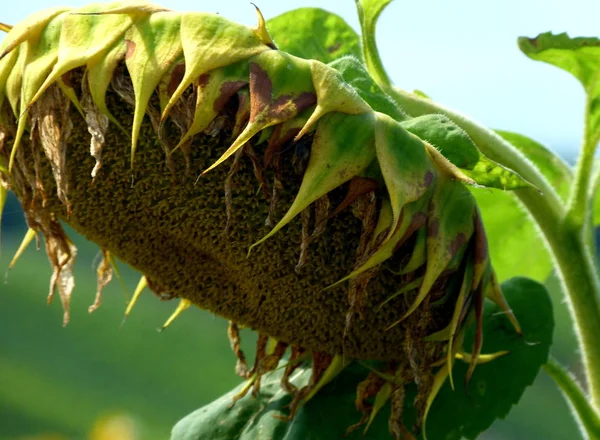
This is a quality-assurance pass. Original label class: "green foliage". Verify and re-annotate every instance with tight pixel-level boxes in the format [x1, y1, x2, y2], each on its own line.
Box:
[519, 33, 600, 144]
[266, 8, 361, 63]
[171, 277, 553, 440]
[0, 225, 255, 439]
[401, 115, 533, 190]
[471, 188, 552, 282]
[495, 130, 572, 200]
[328, 56, 406, 121]
[170, 364, 389, 440]
[354, 0, 393, 86]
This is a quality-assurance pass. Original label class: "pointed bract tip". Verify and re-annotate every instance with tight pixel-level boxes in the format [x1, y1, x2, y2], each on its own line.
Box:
[293, 111, 320, 142]
[363, 383, 392, 435]
[422, 364, 450, 440]
[457, 350, 510, 365]
[9, 228, 37, 270]
[489, 274, 522, 335]
[251, 3, 276, 49]
[0, 22, 12, 33]
[124, 275, 148, 318]
[160, 298, 192, 331]
[448, 366, 455, 391]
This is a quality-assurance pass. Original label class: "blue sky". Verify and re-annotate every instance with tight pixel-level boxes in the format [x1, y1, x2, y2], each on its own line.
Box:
[3, 0, 600, 159]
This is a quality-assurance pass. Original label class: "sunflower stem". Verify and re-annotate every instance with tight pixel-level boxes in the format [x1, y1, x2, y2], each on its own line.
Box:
[567, 96, 599, 228]
[543, 358, 600, 438]
[355, 1, 392, 89]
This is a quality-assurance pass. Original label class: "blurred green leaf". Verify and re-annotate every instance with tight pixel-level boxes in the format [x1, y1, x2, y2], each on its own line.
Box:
[401, 115, 533, 190]
[595, 190, 600, 226]
[266, 8, 361, 63]
[472, 188, 552, 282]
[170, 363, 390, 440]
[519, 33, 600, 142]
[0, 223, 255, 440]
[171, 279, 552, 440]
[496, 130, 572, 201]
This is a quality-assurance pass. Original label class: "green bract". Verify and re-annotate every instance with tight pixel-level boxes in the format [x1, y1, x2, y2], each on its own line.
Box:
[0, 3, 541, 439]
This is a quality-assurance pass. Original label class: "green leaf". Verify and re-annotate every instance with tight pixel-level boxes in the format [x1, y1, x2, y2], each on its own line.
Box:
[328, 56, 406, 121]
[355, 0, 393, 87]
[170, 364, 390, 440]
[171, 278, 552, 440]
[424, 277, 553, 440]
[472, 188, 552, 282]
[266, 8, 361, 63]
[401, 115, 533, 190]
[519, 32, 600, 142]
[495, 130, 572, 201]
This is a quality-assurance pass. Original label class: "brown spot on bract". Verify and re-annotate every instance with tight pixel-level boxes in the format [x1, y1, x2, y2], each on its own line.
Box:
[473, 210, 488, 264]
[125, 39, 136, 60]
[393, 212, 427, 253]
[167, 63, 185, 96]
[424, 170, 434, 187]
[249, 63, 316, 123]
[293, 91, 317, 112]
[267, 94, 297, 121]
[327, 42, 342, 54]
[249, 62, 272, 122]
[449, 232, 467, 257]
[197, 72, 211, 88]
[466, 286, 485, 387]
[232, 90, 250, 139]
[428, 217, 439, 238]
[213, 81, 247, 113]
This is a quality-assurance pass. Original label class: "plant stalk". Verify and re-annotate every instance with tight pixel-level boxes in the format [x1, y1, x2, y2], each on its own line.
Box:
[530, 191, 600, 409]
[355, 2, 392, 89]
[544, 357, 600, 437]
[566, 98, 600, 227]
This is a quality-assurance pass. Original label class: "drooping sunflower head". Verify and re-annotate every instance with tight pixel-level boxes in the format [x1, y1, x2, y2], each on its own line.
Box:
[0, 3, 529, 437]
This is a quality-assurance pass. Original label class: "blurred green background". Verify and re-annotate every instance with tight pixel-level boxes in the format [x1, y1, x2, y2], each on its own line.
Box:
[0, 192, 260, 440]
[0, 192, 588, 440]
